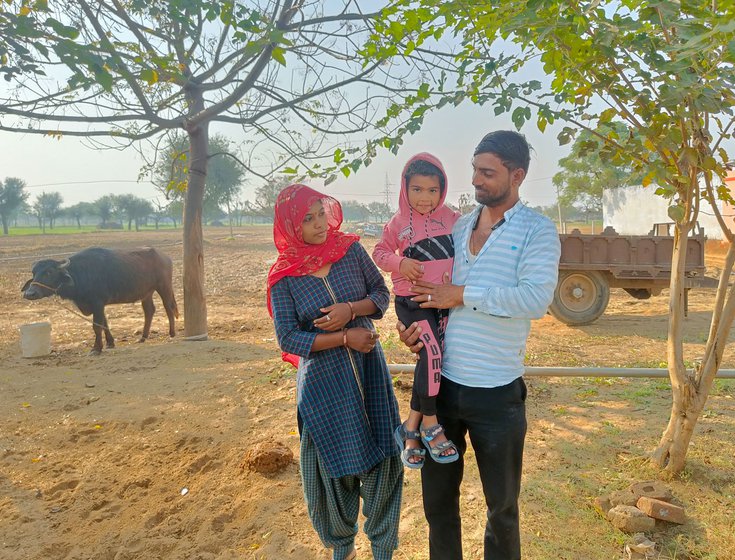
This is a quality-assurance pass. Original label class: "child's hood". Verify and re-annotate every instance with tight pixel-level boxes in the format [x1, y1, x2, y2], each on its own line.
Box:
[398, 152, 449, 215]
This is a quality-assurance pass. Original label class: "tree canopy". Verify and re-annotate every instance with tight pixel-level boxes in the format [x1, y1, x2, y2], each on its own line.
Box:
[553, 123, 645, 220]
[32, 191, 63, 232]
[0, 177, 29, 235]
[150, 133, 245, 223]
[0, 0, 459, 337]
[371, 0, 735, 474]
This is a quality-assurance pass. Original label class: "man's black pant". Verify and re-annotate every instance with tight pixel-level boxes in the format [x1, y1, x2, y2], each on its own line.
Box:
[420, 376, 527, 559]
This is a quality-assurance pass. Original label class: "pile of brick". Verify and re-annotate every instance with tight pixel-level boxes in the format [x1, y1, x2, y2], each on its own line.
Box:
[594, 480, 686, 533]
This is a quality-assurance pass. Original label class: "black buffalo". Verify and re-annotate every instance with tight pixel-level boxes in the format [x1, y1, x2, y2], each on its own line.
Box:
[22, 247, 179, 354]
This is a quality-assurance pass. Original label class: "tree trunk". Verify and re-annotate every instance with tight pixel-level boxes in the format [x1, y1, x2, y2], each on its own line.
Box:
[1, 216, 8, 235]
[651, 220, 708, 475]
[182, 117, 209, 339]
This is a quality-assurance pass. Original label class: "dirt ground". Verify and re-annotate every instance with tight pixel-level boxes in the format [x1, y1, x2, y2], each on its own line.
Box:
[1, 227, 733, 560]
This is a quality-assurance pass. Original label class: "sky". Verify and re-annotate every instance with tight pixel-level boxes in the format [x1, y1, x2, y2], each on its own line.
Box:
[0, 101, 568, 213]
[0, 0, 572, 214]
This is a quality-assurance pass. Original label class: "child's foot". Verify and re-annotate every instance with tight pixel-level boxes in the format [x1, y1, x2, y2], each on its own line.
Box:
[420, 423, 459, 463]
[394, 423, 426, 469]
[404, 437, 424, 465]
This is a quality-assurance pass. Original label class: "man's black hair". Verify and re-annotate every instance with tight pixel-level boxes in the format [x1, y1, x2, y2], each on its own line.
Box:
[404, 160, 445, 192]
[473, 130, 531, 173]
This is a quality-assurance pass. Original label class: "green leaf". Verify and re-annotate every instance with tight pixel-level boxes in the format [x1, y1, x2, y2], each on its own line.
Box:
[389, 20, 404, 39]
[282, 167, 298, 174]
[271, 47, 286, 66]
[678, 147, 698, 167]
[140, 68, 158, 85]
[667, 204, 685, 223]
[598, 108, 618, 124]
[95, 68, 114, 92]
[44, 17, 79, 40]
[537, 114, 547, 133]
[701, 156, 717, 171]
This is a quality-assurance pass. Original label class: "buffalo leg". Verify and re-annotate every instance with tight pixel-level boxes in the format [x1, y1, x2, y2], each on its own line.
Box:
[140, 294, 155, 342]
[101, 312, 115, 349]
[90, 308, 111, 354]
[157, 286, 178, 337]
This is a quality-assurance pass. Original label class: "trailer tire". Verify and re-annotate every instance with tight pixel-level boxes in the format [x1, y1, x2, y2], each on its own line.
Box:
[549, 271, 610, 325]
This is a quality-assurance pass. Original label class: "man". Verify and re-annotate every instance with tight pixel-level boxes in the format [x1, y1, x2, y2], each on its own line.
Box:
[399, 130, 561, 559]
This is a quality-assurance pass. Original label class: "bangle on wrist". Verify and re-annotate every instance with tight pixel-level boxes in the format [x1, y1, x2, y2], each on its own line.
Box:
[342, 328, 349, 347]
[347, 301, 356, 321]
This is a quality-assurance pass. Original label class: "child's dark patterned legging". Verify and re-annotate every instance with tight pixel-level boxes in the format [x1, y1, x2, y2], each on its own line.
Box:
[395, 295, 448, 417]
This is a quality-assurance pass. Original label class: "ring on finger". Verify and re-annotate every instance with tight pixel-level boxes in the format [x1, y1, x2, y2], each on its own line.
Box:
[326, 314, 331, 321]
[428, 294, 432, 302]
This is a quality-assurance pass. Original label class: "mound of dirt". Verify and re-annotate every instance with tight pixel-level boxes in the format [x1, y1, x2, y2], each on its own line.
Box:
[242, 441, 294, 475]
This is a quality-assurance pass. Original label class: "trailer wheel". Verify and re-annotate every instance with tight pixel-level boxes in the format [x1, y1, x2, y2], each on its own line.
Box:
[549, 271, 610, 325]
[624, 288, 652, 300]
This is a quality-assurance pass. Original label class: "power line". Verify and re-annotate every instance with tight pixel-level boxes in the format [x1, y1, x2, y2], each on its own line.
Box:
[26, 179, 151, 188]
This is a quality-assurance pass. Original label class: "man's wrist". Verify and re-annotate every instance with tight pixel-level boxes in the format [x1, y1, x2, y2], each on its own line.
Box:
[462, 285, 484, 311]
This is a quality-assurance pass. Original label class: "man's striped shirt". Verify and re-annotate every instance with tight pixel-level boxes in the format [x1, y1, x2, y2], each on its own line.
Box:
[442, 201, 561, 388]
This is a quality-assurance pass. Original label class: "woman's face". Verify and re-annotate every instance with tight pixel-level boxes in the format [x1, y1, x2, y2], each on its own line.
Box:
[301, 200, 329, 245]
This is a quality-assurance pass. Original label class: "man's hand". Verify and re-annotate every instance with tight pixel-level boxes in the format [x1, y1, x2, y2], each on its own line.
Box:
[410, 275, 464, 309]
[399, 258, 424, 282]
[396, 320, 423, 353]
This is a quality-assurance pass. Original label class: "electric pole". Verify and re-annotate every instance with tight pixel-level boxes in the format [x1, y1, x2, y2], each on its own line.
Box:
[382, 173, 393, 211]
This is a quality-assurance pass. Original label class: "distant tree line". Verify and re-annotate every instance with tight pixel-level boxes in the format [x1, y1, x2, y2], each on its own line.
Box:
[0, 174, 397, 235]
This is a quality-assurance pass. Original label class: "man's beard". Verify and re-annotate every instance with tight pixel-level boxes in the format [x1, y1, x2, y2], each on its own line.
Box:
[475, 184, 511, 207]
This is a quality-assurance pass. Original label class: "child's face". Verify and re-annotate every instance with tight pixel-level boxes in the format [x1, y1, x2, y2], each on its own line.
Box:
[301, 200, 328, 245]
[407, 174, 441, 215]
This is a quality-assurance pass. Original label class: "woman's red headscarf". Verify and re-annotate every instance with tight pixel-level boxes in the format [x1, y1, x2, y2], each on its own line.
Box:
[267, 184, 359, 366]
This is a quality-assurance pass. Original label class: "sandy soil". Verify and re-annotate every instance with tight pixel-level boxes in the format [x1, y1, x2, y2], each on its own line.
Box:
[1, 227, 733, 560]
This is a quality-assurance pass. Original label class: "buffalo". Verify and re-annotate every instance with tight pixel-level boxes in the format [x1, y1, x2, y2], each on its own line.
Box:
[22, 247, 179, 354]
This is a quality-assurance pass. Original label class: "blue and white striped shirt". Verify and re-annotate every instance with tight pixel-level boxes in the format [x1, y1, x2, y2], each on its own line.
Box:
[442, 201, 561, 388]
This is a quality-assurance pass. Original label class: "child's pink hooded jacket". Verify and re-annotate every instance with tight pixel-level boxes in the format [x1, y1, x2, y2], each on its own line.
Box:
[372, 153, 460, 297]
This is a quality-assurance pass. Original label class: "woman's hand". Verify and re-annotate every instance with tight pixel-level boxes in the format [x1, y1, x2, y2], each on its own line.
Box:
[345, 327, 379, 353]
[399, 258, 424, 282]
[314, 302, 352, 331]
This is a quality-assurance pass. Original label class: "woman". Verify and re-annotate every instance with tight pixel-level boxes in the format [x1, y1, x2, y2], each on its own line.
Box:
[267, 184, 402, 560]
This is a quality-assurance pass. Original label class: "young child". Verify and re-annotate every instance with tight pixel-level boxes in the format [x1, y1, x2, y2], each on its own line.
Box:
[373, 153, 461, 468]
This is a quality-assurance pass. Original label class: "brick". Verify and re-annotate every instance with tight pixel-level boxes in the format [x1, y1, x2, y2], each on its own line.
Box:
[593, 495, 612, 515]
[636, 496, 686, 524]
[628, 481, 674, 502]
[609, 489, 638, 507]
[607, 505, 656, 533]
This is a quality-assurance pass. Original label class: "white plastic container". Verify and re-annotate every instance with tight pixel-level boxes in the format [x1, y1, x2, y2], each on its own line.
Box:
[19, 321, 52, 358]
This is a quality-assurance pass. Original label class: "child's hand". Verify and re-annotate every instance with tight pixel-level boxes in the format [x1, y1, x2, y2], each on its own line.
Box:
[399, 258, 424, 282]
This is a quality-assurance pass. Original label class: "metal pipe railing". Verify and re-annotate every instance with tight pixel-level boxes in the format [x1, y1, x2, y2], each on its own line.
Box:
[387, 365, 735, 379]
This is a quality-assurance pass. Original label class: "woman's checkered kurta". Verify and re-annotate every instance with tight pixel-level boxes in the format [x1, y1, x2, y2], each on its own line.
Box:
[270, 243, 401, 478]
